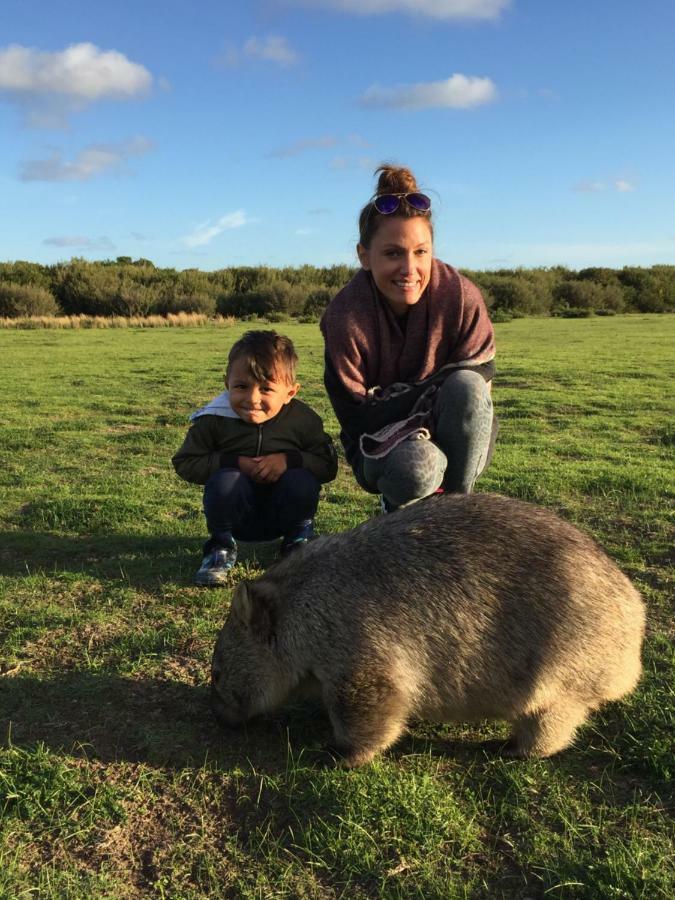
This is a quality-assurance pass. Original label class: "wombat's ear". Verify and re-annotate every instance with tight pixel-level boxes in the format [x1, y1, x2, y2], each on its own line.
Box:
[231, 580, 278, 644]
[231, 581, 254, 627]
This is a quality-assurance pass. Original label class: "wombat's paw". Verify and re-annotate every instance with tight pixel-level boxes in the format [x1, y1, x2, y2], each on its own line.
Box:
[500, 737, 528, 758]
[512, 704, 587, 758]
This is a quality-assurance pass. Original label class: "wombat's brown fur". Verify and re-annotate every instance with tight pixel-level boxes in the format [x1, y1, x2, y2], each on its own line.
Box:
[211, 493, 645, 767]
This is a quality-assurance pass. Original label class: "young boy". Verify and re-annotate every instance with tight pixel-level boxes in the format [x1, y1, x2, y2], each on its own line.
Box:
[172, 330, 337, 585]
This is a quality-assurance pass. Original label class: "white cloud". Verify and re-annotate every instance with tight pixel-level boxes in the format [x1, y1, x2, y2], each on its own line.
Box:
[360, 74, 497, 110]
[19, 136, 154, 182]
[268, 135, 338, 158]
[347, 133, 372, 147]
[0, 42, 152, 125]
[268, 134, 372, 160]
[289, 0, 509, 20]
[244, 35, 298, 66]
[218, 35, 298, 68]
[330, 155, 376, 170]
[43, 235, 115, 250]
[181, 211, 249, 248]
[573, 177, 638, 194]
[573, 180, 606, 193]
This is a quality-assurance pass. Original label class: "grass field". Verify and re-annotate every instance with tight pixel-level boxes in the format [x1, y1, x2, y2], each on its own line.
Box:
[1, 315, 673, 898]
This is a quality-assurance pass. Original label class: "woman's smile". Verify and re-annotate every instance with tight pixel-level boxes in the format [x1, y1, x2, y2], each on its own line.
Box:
[357, 216, 433, 316]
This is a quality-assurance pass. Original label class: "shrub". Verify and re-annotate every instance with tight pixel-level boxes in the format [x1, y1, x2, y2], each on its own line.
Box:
[53, 260, 124, 315]
[618, 268, 673, 312]
[559, 306, 595, 318]
[219, 281, 307, 318]
[552, 279, 624, 315]
[0, 282, 60, 317]
[488, 308, 514, 323]
[0, 261, 52, 290]
[302, 287, 333, 318]
[156, 270, 217, 316]
[481, 276, 543, 316]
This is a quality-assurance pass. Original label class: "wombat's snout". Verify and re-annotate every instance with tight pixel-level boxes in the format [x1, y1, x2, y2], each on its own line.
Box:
[210, 672, 246, 728]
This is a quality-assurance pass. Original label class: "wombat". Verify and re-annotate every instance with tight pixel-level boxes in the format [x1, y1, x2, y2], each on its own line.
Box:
[211, 493, 645, 767]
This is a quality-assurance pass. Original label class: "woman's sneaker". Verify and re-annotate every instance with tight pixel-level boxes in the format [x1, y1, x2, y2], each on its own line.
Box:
[195, 541, 237, 585]
[379, 495, 396, 514]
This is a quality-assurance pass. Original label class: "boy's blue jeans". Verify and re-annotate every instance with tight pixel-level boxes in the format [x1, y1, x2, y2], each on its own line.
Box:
[203, 467, 320, 549]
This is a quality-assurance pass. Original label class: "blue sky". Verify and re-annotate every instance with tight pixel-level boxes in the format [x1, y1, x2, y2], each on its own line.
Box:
[1, 0, 674, 271]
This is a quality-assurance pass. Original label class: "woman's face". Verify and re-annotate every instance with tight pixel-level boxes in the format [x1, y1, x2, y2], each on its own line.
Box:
[357, 216, 433, 316]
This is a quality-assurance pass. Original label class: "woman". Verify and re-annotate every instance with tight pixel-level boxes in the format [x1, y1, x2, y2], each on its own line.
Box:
[321, 164, 496, 510]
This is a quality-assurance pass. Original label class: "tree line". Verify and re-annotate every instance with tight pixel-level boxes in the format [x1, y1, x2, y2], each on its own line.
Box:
[1, 257, 673, 321]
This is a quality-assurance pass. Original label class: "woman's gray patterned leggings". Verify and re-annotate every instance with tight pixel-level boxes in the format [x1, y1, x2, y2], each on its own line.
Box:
[358, 370, 496, 509]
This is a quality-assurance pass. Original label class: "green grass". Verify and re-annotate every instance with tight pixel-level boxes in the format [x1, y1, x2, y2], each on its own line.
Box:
[0, 315, 673, 898]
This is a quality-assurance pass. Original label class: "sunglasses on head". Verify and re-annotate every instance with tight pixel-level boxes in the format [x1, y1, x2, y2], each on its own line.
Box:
[372, 192, 432, 215]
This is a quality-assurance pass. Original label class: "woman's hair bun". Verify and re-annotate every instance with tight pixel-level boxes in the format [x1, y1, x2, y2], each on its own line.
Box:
[375, 164, 418, 196]
[357, 162, 431, 248]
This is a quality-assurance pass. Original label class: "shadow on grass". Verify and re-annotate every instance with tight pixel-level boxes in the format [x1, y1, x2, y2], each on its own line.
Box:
[0, 673, 543, 896]
[0, 670, 330, 771]
[0, 531, 279, 587]
[2, 672, 670, 898]
[2, 668, 663, 780]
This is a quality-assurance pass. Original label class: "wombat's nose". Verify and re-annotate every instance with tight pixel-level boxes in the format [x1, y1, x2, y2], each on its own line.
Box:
[210, 682, 241, 729]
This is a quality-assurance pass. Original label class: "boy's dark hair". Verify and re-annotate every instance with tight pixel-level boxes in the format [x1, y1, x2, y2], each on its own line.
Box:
[226, 330, 298, 385]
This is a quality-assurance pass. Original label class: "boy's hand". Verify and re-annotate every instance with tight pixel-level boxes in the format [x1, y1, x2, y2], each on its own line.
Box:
[237, 456, 260, 478]
[250, 453, 288, 483]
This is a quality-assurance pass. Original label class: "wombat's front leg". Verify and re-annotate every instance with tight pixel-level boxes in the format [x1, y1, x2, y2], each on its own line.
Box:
[510, 701, 590, 758]
[324, 672, 410, 768]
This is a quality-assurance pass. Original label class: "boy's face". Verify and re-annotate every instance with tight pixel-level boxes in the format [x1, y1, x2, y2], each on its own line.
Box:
[226, 358, 298, 424]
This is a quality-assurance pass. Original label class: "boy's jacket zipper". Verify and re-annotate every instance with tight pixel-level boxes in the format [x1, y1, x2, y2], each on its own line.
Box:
[256, 424, 263, 456]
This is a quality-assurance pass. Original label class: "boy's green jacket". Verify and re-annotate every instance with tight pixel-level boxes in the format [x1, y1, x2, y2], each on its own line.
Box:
[172, 398, 338, 486]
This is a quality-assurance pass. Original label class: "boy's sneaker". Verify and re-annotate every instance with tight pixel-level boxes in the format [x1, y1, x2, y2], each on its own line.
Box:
[195, 541, 237, 586]
[280, 536, 310, 557]
[280, 521, 314, 557]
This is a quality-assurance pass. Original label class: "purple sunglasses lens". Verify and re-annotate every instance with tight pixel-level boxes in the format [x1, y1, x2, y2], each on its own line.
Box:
[374, 195, 400, 214]
[407, 192, 431, 211]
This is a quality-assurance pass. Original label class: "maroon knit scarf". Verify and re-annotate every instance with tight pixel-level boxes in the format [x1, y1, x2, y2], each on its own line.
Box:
[321, 258, 495, 402]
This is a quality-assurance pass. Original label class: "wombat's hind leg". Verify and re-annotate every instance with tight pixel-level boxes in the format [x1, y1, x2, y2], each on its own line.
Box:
[326, 673, 410, 768]
[509, 702, 589, 758]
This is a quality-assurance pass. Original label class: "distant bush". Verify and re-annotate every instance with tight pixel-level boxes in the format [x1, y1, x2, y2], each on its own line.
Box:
[0, 282, 60, 317]
[618, 267, 674, 312]
[558, 306, 595, 318]
[156, 270, 218, 316]
[52, 260, 150, 316]
[471, 273, 548, 316]
[488, 308, 514, 323]
[219, 280, 307, 318]
[0, 261, 52, 290]
[1, 257, 673, 320]
[553, 279, 625, 315]
[302, 287, 333, 318]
